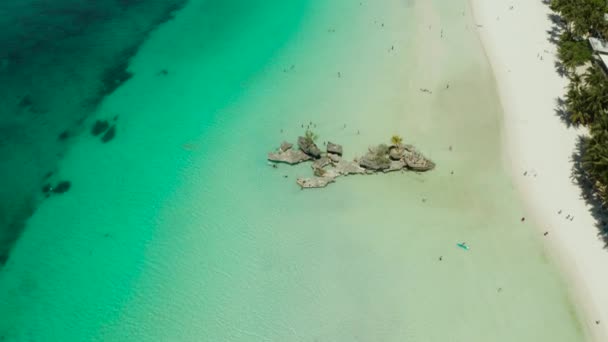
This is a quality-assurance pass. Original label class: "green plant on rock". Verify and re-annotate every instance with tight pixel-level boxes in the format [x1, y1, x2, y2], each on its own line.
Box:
[390, 135, 403, 147]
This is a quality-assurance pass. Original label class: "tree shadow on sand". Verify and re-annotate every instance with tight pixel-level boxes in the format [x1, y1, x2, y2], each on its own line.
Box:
[553, 96, 580, 128]
[571, 137, 608, 247]
[546, 13, 570, 77]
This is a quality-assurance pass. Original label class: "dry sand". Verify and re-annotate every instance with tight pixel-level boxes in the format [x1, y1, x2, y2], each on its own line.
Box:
[470, 0, 608, 340]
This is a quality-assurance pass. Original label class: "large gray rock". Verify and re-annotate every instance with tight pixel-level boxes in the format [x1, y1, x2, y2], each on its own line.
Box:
[404, 150, 435, 171]
[268, 149, 312, 165]
[298, 136, 322, 158]
[326, 142, 343, 156]
[359, 152, 391, 170]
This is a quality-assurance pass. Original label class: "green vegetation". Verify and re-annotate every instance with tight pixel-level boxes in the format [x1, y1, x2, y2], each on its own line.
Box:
[551, 0, 608, 203]
[550, 0, 608, 37]
[390, 135, 403, 146]
[557, 32, 593, 71]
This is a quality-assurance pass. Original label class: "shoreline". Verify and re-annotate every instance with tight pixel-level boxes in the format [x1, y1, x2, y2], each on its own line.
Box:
[469, 0, 608, 340]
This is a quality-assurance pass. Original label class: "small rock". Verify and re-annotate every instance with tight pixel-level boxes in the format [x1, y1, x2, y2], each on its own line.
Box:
[326, 142, 343, 156]
[328, 153, 341, 162]
[297, 177, 335, 188]
[389, 147, 404, 160]
[280, 141, 293, 152]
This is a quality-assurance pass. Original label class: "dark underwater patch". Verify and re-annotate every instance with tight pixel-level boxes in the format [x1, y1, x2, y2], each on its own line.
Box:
[52, 181, 71, 194]
[101, 125, 116, 143]
[58, 130, 70, 141]
[91, 120, 110, 136]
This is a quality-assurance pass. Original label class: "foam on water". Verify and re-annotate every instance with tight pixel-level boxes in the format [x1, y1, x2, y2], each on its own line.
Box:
[0, 0, 587, 341]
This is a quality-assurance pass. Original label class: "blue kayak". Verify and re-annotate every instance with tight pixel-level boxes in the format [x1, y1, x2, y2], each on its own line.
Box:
[457, 243, 469, 251]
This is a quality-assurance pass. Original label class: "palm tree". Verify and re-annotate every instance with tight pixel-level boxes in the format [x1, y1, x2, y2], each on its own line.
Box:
[582, 107, 608, 203]
[565, 64, 608, 125]
[566, 73, 591, 124]
[390, 135, 403, 147]
[579, 65, 608, 124]
[552, 0, 608, 36]
[557, 32, 592, 73]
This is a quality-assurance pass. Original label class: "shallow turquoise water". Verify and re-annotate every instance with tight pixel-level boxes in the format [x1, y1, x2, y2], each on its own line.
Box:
[0, 0, 588, 341]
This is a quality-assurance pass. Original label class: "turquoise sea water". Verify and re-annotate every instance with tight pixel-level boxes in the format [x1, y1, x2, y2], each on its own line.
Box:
[0, 0, 589, 341]
[0, 0, 186, 264]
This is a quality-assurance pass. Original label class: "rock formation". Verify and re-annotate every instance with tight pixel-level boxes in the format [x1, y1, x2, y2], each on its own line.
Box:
[268, 135, 434, 189]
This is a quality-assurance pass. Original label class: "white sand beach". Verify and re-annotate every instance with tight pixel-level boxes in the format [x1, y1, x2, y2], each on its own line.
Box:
[470, 0, 608, 340]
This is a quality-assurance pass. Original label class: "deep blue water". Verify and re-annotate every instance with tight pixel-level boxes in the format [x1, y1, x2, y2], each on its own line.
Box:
[0, 0, 187, 265]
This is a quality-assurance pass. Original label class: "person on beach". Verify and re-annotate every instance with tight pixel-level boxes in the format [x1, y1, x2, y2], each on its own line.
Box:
[521, 217, 525, 222]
